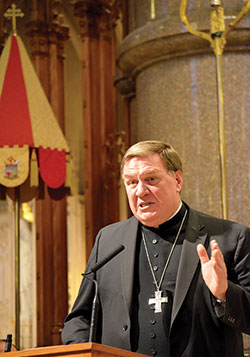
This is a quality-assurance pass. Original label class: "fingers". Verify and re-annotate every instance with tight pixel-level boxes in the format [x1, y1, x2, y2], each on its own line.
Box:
[197, 240, 225, 266]
[197, 240, 228, 298]
[210, 240, 226, 268]
[197, 243, 209, 264]
[198, 240, 227, 275]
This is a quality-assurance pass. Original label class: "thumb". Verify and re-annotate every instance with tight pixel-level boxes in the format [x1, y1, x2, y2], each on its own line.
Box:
[197, 244, 209, 265]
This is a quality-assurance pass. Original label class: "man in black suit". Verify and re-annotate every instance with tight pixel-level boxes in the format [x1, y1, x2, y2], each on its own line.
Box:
[62, 140, 250, 356]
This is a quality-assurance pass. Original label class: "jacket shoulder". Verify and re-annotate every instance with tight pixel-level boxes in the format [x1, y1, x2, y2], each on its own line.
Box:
[94, 216, 138, 246]
[189, 206, 250, 235]
[99, 215, 137, 234]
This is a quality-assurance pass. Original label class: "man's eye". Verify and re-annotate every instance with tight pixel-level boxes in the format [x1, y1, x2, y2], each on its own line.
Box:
[146, 177, 155, 183]
[128, 180, 136, 186]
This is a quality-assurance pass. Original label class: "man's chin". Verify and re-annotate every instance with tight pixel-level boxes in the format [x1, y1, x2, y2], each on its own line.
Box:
[135, 212, 159, 227]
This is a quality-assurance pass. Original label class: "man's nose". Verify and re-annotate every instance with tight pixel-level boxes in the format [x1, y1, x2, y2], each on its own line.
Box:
[136, 181, 148, 196]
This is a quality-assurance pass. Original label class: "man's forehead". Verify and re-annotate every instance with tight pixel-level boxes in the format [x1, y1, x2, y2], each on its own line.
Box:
[123, 156, 167, 176]
[123, 166, 160, 176]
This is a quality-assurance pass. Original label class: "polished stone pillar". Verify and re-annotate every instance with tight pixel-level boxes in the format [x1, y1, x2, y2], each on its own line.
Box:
[117, 0, 250, 224]
[117, 0, 250, 350]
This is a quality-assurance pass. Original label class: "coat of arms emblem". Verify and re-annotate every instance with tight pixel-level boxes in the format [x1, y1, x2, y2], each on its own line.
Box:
[2, 156, 19, 179]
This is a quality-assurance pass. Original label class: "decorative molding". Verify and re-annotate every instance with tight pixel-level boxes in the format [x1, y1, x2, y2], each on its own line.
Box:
[72, 0, 121, 38]
[48, 22, 69, 61]
[117, 18, 250, 80]
[26, 21, 69, 59]
[114, 68, 135, 97]
[26, 0, 69, 58]
[25, 21, 50, 57]
[104, 131, 126, 190]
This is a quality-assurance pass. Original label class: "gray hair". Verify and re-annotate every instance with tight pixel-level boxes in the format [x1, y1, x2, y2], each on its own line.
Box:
[121, 140, 182, 176]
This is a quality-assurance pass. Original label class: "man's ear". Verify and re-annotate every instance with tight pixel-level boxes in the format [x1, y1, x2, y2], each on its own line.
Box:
[175, 170, 183, 192]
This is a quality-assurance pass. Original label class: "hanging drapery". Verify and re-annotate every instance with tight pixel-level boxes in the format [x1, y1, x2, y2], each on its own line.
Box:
[0, 31, 71, 349]
[0, 34, 71, 199]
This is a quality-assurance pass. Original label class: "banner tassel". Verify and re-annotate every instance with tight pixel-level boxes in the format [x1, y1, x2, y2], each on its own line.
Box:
[30, 149, 39, 187]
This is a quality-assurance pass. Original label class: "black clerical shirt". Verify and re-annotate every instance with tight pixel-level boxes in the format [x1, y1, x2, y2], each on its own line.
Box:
[131, 203, 189, 357]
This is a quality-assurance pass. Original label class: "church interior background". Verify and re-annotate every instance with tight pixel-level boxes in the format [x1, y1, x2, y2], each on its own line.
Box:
[0, 0, 249, 353]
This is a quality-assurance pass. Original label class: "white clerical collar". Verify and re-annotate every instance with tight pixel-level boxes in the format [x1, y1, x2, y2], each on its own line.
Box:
[154, 201, 183, 229]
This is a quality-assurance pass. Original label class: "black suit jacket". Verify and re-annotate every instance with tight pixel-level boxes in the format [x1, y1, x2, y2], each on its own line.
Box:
[62, 206, 250, 356]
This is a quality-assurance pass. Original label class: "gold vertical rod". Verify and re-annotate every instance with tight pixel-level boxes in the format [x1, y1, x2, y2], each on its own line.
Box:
[15, 186, 21, 350]
[180, 0, 250, 220]
[215, 39, 228, 219]
[151, 0, 156, 19]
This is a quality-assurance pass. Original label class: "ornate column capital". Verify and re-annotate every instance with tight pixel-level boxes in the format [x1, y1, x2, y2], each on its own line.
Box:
[26, 21, 50, 57]
[26, 0, 69, 58]
[0, 15, 9, 54]
[72, 0, 120, 38]
[104, 131, 126, 190]
[48, 22, 69, 61]
[26, 21, 69, 59]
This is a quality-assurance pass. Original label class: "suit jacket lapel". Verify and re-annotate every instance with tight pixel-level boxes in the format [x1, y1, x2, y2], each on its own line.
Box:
[121, 216, 140, 315]
[171, 208, 208, 326]
[120, 210, 210, 326]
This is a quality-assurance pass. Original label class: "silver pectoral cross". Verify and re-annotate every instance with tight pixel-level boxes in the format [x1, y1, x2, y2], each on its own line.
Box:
[148, 290, 168, 313]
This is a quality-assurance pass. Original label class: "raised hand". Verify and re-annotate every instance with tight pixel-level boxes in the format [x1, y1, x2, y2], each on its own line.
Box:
[197, 240, 228, 300]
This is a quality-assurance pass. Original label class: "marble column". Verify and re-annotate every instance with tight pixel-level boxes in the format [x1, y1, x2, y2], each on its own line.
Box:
[117, 0, 250, 223]
[117, 0, 250, 350]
